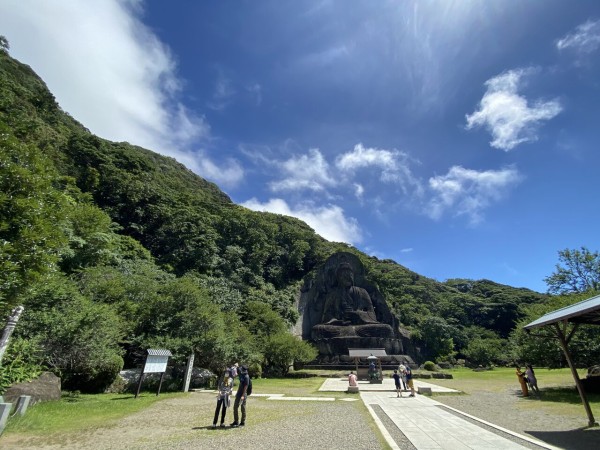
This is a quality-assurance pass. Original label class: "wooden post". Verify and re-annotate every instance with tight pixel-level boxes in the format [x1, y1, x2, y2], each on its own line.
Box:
[554, 321, 597, 427]
[0, 306, 24, 366]
[135, 372, 145, 398]
[183, 353, 195, 392]
[157, 372, 166, 396]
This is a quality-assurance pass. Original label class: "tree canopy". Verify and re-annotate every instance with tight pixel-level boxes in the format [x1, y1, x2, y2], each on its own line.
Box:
[544, 247, 600, 295]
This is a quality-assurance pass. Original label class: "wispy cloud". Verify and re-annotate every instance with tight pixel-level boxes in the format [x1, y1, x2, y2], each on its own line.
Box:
[207, 69, 236, 111]
[465, 69, 562, 151]
[427, 165, 522, 225]
[246, 83, 262, 106]
[556, 19, 600, 54]
[336, 144, 423, 195]
[241, 198, 362, 244]
[269, 148, 336, 192]
[179, 151, 244, 189]
[0, 0, 208, 152]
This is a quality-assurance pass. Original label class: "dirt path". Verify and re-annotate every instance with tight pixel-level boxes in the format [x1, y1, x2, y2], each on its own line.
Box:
[1, 392, 383, 449]
[3, 384, 599, 449]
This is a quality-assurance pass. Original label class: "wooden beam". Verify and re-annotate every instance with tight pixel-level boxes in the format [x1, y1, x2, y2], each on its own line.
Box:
[553, 322, 597, 427]
[566, 323, 580, 344]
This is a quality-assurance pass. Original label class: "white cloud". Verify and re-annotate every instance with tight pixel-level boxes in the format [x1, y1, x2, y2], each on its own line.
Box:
[353, 183, 365, 200]
[427, 165, 522, 224]
[269, 148, 336, 192]
[336, 144, 423, 195]
[241, 198, 362, 244]
[465, 69, 562, 151]
[556, 19, 600, 54]
[180, 151, 244, 189]
[0, 0, 247, 187]
[400, 248, 413, 253]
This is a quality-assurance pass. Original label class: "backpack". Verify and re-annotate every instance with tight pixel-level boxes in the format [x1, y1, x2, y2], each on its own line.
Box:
[246, 377, 252, 396]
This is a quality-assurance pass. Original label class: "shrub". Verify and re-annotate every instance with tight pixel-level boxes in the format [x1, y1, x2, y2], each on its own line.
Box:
[423, 361, 436, 371]
[0, 337, 44, 394]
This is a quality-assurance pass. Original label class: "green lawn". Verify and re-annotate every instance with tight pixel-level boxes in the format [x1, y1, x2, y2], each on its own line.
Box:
[4, 391, 186, 434]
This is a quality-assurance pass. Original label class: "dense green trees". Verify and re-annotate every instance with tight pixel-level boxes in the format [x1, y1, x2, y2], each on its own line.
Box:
[510, 291, 600, 368]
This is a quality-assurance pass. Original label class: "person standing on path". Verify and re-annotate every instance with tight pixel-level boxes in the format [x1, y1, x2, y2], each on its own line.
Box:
[405, 366, 415, 397]
[212, 369, 233, 428]
[525, 365, 540, 395]
[392, 370, 402, 397]
[398, 364, 408, 390]
[231, 365, 250, 428]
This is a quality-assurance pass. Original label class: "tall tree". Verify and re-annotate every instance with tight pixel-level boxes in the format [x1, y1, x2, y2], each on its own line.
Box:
[544, 247, 600, 294]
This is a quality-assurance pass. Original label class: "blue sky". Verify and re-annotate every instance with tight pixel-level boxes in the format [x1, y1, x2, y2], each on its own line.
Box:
[2, 1, 599, 292]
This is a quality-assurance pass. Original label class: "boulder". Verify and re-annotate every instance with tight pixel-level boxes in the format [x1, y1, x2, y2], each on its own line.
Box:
[4, 372, 61, 404]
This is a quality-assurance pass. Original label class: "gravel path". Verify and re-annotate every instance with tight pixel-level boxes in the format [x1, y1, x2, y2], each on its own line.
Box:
[1, 392, 385, 450]
[3, 384, 600, 449]
[434, 388, 600, 450]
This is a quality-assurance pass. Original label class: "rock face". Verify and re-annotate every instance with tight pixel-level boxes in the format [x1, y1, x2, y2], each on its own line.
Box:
[297, 252, 405, 358]
[4, 371, 61, 404]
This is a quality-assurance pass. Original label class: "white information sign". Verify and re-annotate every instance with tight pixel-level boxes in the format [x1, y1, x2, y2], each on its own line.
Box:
[143, 355, 169, 373]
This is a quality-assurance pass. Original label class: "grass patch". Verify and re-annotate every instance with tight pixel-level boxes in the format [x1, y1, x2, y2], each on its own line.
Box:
[4, 391, 186, 435]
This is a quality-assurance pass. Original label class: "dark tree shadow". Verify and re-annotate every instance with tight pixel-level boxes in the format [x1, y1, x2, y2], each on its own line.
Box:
[527, 427, 600, 450]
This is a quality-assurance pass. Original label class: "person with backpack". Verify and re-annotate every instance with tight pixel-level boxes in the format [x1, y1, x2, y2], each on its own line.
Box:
[231, 365, 251, 427]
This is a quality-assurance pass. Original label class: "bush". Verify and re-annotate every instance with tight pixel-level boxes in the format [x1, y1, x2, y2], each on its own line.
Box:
[17, 276, 125, 392]
[423, 361, 436, 371]
[0, 337, 44, 394]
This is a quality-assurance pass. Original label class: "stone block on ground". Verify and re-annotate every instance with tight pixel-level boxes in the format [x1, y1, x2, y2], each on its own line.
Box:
[347, 386, 360, 393]
[418, 386, 432, 395]
[4, 372, 60, 404]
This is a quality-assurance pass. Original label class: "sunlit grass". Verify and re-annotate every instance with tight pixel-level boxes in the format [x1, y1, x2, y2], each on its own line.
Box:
[4, 391, 186, 435]
[430, 366, 600, 419]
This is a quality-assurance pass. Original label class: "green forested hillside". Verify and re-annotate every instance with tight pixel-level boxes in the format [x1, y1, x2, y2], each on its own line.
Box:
[0, 45, 550, 391]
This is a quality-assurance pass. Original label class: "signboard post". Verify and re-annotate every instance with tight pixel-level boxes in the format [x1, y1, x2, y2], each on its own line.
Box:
[135, 349, 172, 398]
[183, 353, 195, 392]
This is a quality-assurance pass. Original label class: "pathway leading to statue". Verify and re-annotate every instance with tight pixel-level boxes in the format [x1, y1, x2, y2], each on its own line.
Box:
[320, 378, 559, 450]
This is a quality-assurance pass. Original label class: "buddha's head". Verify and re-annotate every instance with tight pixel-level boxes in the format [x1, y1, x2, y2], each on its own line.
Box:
[336, 263, 354, 287]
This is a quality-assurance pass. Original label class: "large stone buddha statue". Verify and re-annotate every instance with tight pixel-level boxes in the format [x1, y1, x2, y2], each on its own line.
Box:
[312, 262, 394, 339]
[297, 252, 403, 357]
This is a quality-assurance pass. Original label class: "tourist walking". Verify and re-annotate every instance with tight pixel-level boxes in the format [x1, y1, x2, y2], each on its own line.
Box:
[392, 370, 402, 397]
[231, 365, 250, 428]
[212, 369, 233, 428]
[405, 365, 415, 397]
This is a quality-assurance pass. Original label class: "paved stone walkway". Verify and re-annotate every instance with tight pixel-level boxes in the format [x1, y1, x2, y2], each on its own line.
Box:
[319, 378, 561, 450]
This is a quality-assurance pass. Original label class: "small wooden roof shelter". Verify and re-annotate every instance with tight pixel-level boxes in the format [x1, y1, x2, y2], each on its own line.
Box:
[524, 293, 600, 427]
[348, 348, 386, 375]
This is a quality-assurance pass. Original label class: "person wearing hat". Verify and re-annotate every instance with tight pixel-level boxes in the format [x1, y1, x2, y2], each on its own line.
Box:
[212, 369, 233, 428]
[231, 365, 250, 427]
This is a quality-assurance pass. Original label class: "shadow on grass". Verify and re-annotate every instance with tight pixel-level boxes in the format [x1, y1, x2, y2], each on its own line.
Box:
[522, 387, 600, 405]
[527, 427, 600, 450]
